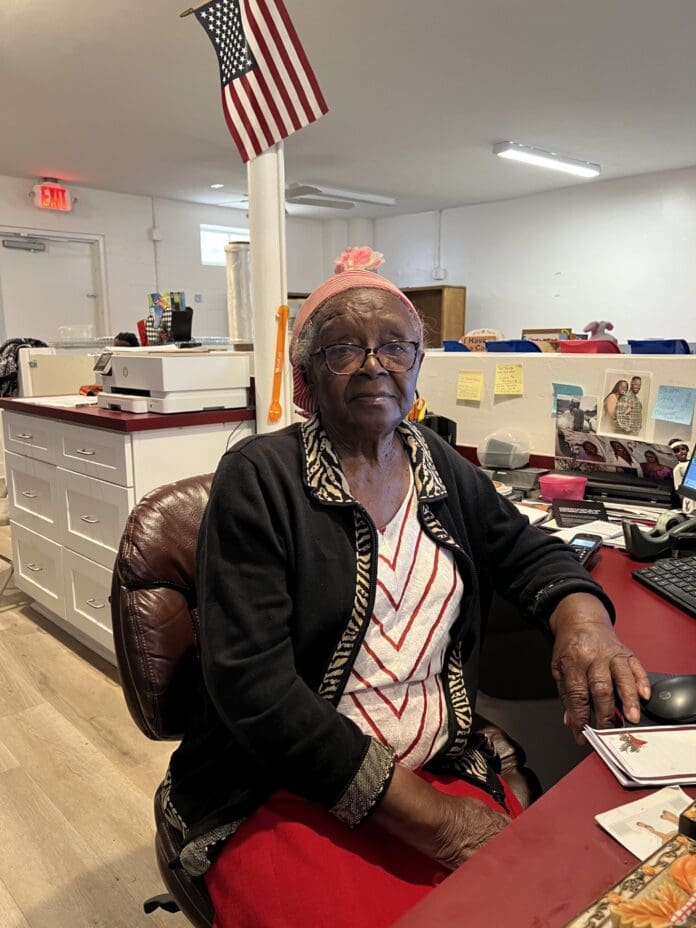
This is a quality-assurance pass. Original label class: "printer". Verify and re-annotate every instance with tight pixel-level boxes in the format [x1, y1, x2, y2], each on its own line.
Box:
[94, 348, 252, 413]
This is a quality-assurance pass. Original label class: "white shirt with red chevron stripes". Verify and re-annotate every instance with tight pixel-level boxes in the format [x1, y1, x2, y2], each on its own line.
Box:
[337, 471, 463, 769]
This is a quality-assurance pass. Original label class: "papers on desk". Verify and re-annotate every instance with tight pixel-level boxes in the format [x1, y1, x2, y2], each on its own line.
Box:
[585, 724, 696, 787]
[547, 519, 626, 548]
[513, 501, 550, 525]
[595, 786, 693, 859]
[565, 797, 696, 928]
[603, 501, 664, 525]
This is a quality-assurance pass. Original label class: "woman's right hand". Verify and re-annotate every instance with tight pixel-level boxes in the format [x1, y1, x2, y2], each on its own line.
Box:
[371, 764, 510, 869]
[428, 792, 510, 869]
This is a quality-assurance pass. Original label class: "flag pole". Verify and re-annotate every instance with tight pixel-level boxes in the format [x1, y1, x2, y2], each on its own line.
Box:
[247, 142, 292, 433]
[179, 1, 210, 18]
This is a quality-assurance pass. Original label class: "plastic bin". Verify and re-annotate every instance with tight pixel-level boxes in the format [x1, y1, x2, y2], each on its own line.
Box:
[558, 339, 621, 354]
[484, 340, 542, 352]
[628, 339, 690, 354]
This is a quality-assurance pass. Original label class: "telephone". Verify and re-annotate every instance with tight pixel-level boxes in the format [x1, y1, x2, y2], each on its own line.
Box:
[622, 509, 696, 561]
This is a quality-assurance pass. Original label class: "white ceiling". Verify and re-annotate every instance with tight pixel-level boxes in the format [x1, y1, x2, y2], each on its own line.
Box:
[3, 0, 696, 218]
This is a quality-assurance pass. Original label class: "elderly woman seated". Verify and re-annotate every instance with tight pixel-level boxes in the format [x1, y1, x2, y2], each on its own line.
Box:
[163, 249, 650, 928]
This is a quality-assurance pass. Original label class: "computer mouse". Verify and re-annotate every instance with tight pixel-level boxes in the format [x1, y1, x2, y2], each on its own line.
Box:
[642, 675, 696, 724]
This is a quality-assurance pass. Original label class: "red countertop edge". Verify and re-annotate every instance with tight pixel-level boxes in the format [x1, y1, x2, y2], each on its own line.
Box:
[0, 397, 256, 432]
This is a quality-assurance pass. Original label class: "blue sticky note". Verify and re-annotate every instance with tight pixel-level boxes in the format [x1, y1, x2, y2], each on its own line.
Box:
[651, 385, 696, 425]
[552, 382, 583, 415]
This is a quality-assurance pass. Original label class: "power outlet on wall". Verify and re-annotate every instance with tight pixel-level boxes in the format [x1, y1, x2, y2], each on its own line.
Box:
[194, 293, 203, 303]
[432, 266, 448, 280]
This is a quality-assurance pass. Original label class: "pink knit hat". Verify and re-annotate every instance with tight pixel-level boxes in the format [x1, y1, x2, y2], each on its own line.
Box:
[289, 250, 421, 415]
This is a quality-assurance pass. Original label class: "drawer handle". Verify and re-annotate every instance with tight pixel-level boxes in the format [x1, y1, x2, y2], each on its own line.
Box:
[80, 515, 100, 524]
[21, 490, 38, 499]
[86, 598, 105, 610]
[26, 562, 43, 572]
[16, 432, 33, 440]
[76, 448, 97, 456]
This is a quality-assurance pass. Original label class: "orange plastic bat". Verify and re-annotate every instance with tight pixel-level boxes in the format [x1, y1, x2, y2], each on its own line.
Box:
[268, 304, 289, 424]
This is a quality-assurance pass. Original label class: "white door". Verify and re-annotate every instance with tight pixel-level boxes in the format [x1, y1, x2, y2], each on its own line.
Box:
[0, 236, 103, 342]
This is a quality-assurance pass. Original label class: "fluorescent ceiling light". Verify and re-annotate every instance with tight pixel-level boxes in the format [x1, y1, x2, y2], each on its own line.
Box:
[493, 142, 601, 178]
[286, 183, 397, 207]
[210, 183, 225, 189]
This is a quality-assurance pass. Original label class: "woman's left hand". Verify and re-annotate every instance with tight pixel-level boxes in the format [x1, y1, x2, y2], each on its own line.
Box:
[549, 593, 651, 743]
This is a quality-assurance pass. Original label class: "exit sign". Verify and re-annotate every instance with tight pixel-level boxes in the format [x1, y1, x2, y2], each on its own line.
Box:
[33, 182, 73, 212]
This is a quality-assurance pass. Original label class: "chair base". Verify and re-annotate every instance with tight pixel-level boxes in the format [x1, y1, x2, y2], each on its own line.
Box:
[144, 893, 181, 916]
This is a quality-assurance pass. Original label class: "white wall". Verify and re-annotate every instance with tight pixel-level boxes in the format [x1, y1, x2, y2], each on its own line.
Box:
[7, 163, 696, 344]
[376, 166, 696, 342]
[152, 197, 324, 336]
[0, 174, 325, 339]
[419, 352, 696, 455]
[0, 175, 154, 337]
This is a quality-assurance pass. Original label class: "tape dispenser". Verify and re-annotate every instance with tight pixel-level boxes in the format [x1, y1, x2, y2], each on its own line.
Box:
[622, 509, 696, 561]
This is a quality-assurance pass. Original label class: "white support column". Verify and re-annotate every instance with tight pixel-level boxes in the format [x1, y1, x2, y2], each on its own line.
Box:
[247, 143, 292, 432]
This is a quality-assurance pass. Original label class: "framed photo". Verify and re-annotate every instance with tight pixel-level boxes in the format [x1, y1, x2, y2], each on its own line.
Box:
[521, 327, 573, 352]
[598, 369, 653, 440]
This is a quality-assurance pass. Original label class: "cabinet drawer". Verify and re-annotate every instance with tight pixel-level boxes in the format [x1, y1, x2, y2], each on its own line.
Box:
[11, 521, 65, 616]
[58, 468, 134, 568]
[6, 450, 62, 541]
[58, 423, 133, 486]
[3, 412, 58, 464]
[63, 549, 114, 655]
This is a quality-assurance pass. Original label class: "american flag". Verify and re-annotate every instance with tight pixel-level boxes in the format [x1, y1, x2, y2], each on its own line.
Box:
[194, 0, 328, 163]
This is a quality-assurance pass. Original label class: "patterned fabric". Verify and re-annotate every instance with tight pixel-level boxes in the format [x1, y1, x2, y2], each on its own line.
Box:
[338, 475, 463, 770]
[171, 415, 536, 874]
[329, 739, 395, 827]
[301, 416, 487, 806]
[0, 337, 48, 396]
[145, 307, 172, 345]
[615, 393, 643, 434]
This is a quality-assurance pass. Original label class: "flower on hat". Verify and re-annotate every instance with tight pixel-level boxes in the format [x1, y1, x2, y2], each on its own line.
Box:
[334, 246, 384, 274]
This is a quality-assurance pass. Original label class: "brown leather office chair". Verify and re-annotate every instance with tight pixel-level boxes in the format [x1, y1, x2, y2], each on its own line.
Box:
[111, 474, 542, 926]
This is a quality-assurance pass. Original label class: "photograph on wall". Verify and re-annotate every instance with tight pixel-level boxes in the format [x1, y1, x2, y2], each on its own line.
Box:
[556, 394, 598, 434]
[555, 429, 611, 464]
[598, 369, 652, 440]
[554, 436, 677, 481]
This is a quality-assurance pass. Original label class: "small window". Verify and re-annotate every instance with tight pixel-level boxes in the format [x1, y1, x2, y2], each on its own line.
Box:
[200, 224, 250, 267]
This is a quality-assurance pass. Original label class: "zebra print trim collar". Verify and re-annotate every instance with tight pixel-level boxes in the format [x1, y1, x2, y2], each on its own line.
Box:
[300, 415, 448, 505]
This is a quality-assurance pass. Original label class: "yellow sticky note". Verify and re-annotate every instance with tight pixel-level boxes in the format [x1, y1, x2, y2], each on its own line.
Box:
[456, 370, 483, 401]
[494, 363, 524, 396]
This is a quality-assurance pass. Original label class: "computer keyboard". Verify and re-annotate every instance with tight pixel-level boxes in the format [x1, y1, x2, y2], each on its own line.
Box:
[632, 556, 696, 619]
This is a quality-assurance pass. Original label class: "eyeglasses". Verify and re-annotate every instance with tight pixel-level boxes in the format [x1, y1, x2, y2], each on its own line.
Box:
[313, 341, 420, 375]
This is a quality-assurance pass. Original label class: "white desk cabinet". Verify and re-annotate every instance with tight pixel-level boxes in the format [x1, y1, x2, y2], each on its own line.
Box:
[2, 402, 254, 661]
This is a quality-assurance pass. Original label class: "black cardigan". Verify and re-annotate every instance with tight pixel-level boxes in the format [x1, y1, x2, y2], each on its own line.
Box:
[166, 416, 613, 875]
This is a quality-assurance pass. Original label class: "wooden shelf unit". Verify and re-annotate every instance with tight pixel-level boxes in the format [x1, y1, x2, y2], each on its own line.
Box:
[401, 286, 467, 347]
[287, 285, 467, 347]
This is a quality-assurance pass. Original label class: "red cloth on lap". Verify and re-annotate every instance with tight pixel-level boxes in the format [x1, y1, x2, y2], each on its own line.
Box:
[205, 770, 523, 928]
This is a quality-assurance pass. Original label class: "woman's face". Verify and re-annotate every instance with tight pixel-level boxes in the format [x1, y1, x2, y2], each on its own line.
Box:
[618, 381, 628, 394]
[307, 292, 423, 439]
[644, 451, 657, 464]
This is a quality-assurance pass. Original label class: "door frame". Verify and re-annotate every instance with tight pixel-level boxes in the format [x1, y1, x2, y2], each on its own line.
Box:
[0, 225, 111, 340]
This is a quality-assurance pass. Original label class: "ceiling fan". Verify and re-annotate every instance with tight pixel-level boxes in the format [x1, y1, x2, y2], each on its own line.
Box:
[220, 183, 396, 211]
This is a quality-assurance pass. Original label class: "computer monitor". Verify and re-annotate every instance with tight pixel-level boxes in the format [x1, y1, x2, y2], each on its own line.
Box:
[677, 444, 696, 502]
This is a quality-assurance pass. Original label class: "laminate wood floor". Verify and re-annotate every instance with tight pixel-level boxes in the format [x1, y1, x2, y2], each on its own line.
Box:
[0, 546, 185, 927]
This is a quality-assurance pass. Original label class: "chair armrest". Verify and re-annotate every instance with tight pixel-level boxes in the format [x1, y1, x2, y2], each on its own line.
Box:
[471, 713, 543, 809]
